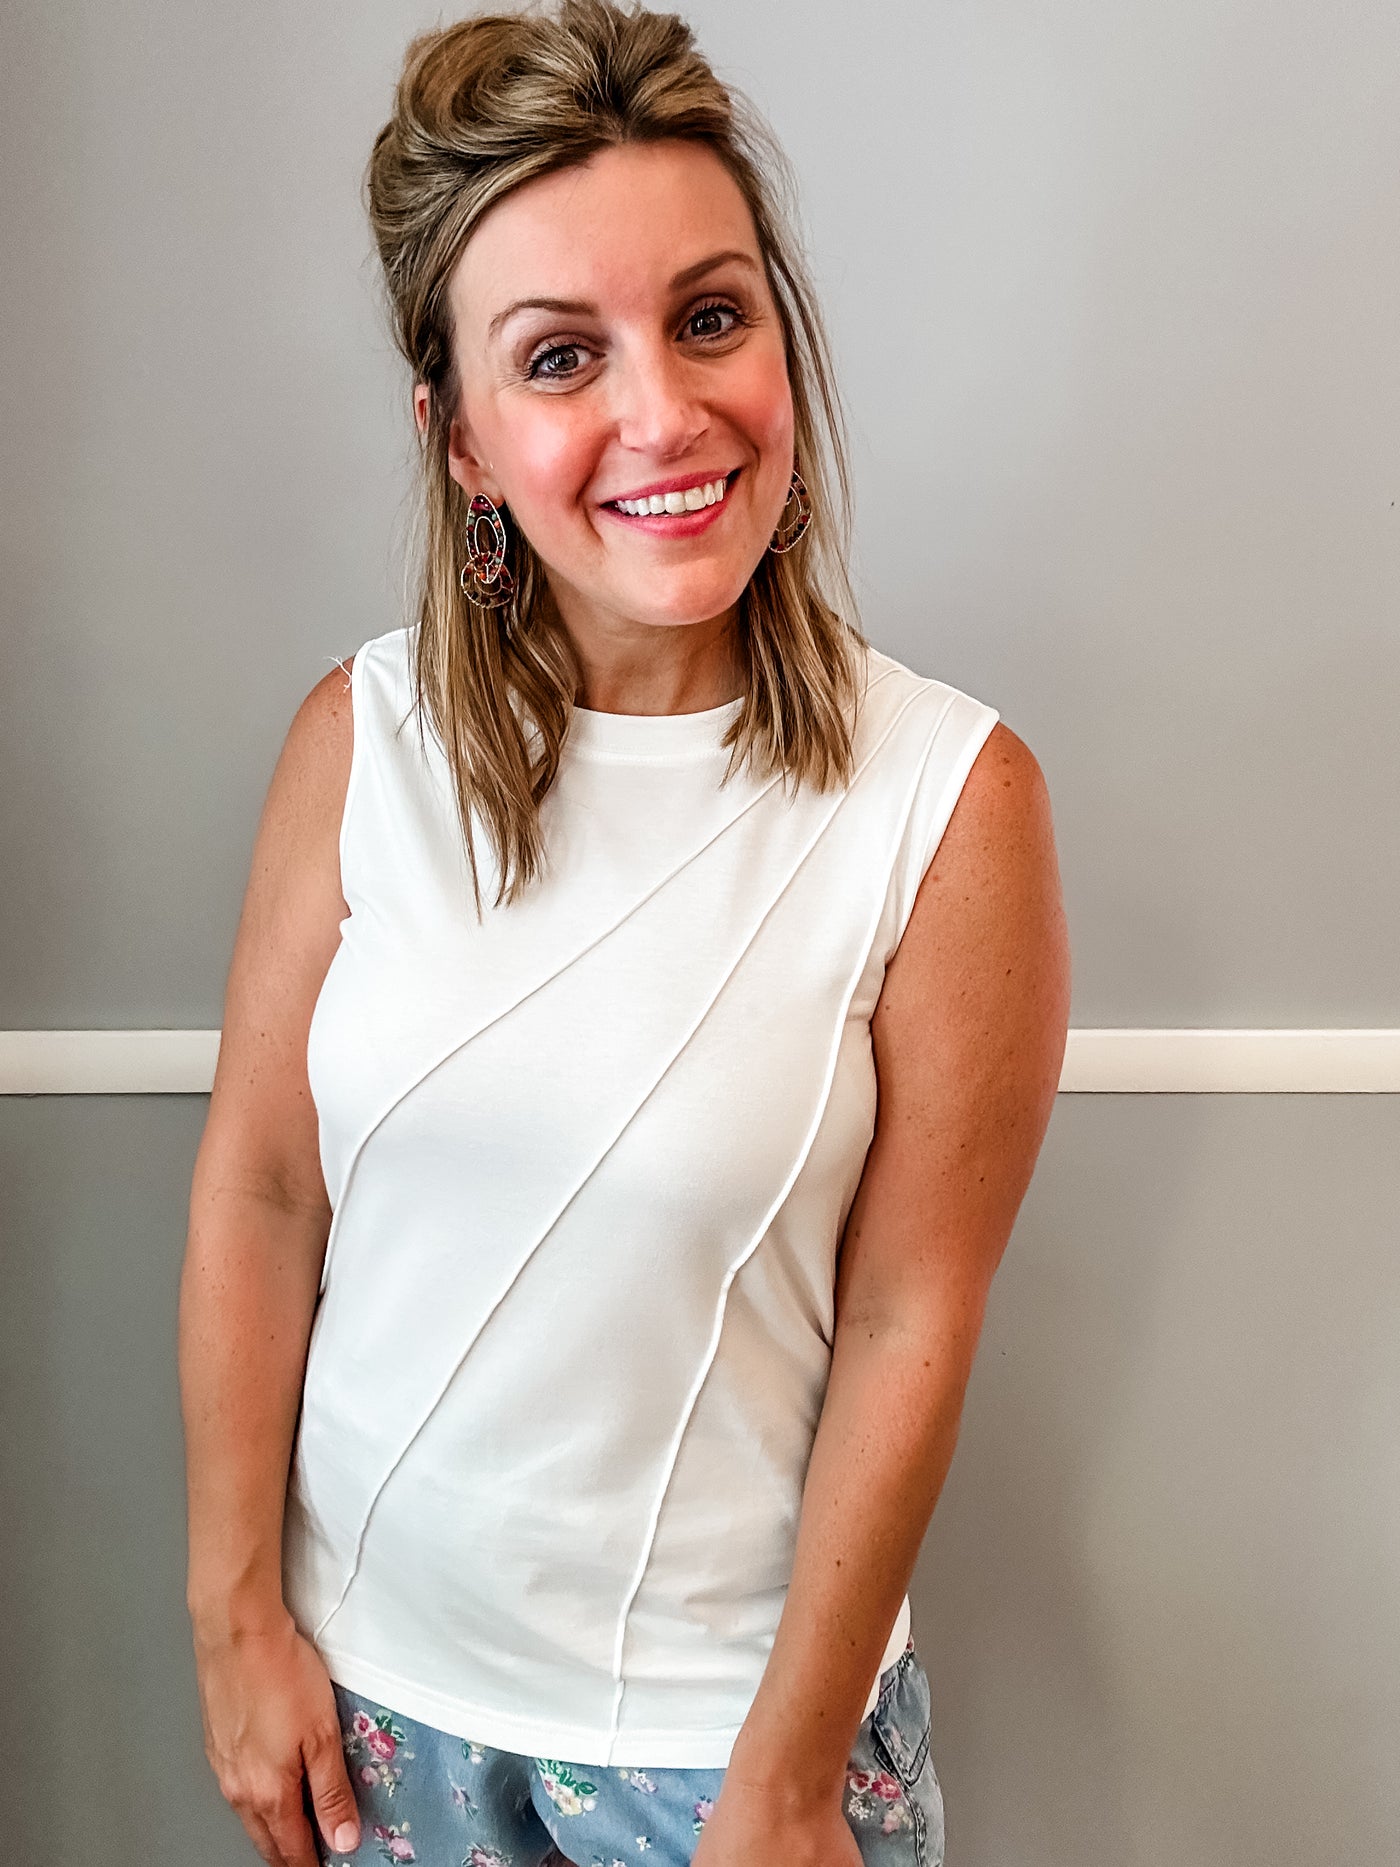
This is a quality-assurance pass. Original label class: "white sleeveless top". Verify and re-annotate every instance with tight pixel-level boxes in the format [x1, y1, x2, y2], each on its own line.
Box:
[281, 621, 999, 1768]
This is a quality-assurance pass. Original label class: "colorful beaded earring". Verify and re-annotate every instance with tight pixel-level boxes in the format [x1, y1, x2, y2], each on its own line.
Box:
[768, 468, 812, 553]
[459, 492, 516, 610]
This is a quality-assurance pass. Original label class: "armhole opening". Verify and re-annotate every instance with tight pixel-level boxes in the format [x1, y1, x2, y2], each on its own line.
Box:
[914, 703, 1000, 895]
[883, 693, 1001, 965]
[336, 647, 366, 912]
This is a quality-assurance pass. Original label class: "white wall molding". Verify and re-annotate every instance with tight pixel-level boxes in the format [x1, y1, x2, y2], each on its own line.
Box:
[1, 1028, 1398, 1095]
[1059, 1028, 1400, 1094]
[0, 1029, 222, 1095]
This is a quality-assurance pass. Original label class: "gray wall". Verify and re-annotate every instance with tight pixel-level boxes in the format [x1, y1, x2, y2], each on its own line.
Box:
[3, 1, 1396, 1862]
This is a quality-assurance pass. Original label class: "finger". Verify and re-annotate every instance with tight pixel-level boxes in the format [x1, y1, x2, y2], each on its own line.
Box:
[302, 1720, 363, 1858]
[303, 1775, 337, 1867]
[238, 1806, 287, 1867]
[264, 1784, 324, 1867]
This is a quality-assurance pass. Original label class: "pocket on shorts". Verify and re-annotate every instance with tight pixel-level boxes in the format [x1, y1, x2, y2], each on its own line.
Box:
[870, 1644, 945, 1867]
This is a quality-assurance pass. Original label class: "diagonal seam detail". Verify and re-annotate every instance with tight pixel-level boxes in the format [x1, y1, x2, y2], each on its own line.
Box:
[311, 677, 934, 1643]
[600, 688, 964, 1761]
[316, 665, 903, 1298]
[309, 675, 941, 1649]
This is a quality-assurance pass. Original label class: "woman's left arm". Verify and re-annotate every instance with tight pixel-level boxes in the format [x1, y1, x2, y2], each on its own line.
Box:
[723, 722, 1071, 1812]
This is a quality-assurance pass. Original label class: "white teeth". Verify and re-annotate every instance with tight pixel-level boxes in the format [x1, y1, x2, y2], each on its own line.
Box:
[613, 476, 730, 516]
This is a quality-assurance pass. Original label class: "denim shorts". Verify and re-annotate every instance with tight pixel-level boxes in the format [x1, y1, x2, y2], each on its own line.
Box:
[311, 1635, 945, 1867]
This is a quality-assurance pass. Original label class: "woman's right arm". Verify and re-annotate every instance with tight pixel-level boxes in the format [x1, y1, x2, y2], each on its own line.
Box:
[178, 656, 362, 1867]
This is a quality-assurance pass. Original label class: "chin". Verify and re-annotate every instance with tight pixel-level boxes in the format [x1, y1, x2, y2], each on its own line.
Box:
[616, 571, 755, 632]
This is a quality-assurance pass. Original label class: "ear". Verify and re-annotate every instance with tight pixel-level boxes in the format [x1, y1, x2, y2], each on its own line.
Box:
[412, 381, 503, 504]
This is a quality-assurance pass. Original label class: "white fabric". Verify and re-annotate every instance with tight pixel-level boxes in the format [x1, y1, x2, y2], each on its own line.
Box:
[282, 622, 999, 1767]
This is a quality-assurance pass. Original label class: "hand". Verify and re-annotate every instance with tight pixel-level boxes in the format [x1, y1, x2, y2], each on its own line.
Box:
[192, 1608, 361, 1866]
[690, 1770, 863, 1867]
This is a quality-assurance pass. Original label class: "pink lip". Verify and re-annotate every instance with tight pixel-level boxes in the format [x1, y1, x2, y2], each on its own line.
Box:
[598, 466, 740, 538]
[601, 467, 739, 506]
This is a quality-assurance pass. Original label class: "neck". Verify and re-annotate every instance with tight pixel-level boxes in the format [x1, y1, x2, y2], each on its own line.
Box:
[555, 594, 746, 717]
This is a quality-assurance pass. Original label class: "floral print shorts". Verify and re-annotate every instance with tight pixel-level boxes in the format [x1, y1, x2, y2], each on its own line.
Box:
[312, 1636, 945, 1867]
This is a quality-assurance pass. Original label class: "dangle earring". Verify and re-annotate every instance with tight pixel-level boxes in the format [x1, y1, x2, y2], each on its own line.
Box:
[459, 491, 517, 611]
[767, 468, 812, 554]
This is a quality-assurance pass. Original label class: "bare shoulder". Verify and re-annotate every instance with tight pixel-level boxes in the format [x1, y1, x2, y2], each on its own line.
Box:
[870, 716, 1070, 1141]
[196, 654, 359, 1216]
[250, 652, 358, 907]
[835, 721, 1071, 1338]
[276, 654, 357, 834]
[925, 719, 1055, 900]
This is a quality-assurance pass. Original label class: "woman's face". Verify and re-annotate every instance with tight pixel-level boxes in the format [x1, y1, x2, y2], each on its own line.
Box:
[419, 139, 795, 653]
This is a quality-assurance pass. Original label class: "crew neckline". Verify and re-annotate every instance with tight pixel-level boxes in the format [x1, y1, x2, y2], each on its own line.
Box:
[565, 691, 746, 760]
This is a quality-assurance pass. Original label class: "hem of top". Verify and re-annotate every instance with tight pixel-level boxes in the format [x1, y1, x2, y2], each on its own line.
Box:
[315, 1642, 750, 1768]
[313, 1596, 911, 1770]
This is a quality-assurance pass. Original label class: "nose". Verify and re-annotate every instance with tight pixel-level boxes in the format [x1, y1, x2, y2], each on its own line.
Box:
[610, 336, 709, 462]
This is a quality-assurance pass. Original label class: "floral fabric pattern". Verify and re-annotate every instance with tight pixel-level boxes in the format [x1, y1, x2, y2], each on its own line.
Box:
[534, 1758, 600, 1816]
[367, 1820, 415, 1863]
[313, 1638, 943, 1867]
[845, 1764, 915, 1837]
[343, 1709, 416, 1798]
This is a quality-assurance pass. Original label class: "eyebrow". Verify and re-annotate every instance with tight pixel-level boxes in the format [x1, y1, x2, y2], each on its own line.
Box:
[486, 249, 760, 343]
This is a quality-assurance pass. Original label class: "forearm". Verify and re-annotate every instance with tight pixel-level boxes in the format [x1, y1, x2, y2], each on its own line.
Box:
[727, 1311, 975, 1799]
[178, 1168, 326, 1643]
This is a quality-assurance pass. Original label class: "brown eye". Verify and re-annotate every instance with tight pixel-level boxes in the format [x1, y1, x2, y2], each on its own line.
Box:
[686, 301, 743, 341]
[528, 343, 586, 380]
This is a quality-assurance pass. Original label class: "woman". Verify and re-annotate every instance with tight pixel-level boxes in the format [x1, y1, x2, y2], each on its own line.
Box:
[179, 4, 1070, 1866]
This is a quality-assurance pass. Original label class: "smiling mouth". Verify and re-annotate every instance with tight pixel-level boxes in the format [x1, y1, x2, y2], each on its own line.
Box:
[603, 469, 739, 517]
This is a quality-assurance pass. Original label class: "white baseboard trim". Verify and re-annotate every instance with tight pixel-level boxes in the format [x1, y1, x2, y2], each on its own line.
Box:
[1, 1028, 1398, 1095]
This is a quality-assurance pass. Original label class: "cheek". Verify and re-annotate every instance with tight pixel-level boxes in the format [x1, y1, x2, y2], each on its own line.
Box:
[727, 348, 795, 474]
[499, 407, 601, 540]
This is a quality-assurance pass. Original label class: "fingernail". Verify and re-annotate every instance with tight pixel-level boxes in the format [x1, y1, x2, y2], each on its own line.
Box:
[333, 1822, 359, 1851]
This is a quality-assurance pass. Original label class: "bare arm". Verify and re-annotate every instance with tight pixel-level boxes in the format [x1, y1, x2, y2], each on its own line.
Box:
[178, 655, 362, 1866]
[717, 724, 1071, 1822]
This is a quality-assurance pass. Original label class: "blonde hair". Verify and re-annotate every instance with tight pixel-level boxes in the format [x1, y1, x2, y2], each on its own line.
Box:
[365, 0, 870, 913]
